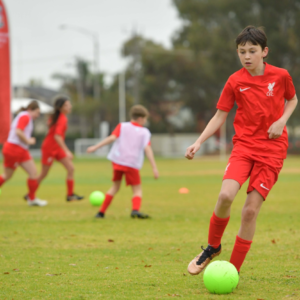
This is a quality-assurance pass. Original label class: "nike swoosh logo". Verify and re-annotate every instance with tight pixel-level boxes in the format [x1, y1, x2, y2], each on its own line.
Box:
[240, 87, 251, 92]
[260, 183, 269, 191]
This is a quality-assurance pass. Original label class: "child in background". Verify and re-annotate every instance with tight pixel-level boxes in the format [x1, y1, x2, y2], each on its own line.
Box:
[38, 96, 83, 201]
[87, 105, 159, 219]
[185, 26, 298, 275]
[0, 101, 47, 206]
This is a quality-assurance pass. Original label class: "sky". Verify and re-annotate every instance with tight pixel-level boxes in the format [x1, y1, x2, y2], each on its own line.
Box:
[5, 0, 182, 90]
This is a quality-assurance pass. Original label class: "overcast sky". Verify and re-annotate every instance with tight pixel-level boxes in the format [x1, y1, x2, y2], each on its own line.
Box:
[5, 0, 182, 90]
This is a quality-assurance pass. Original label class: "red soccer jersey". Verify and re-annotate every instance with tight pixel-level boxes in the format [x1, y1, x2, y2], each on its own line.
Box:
[217, 63, 295, 159]
[42, 113, 68, 151]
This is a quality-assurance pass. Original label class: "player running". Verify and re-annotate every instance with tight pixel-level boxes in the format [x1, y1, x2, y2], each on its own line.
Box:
[38, 96, 83, 202]
[0, 101, 47, 206]
[87, 105, 159, 219]
[185, 26, 298, 275]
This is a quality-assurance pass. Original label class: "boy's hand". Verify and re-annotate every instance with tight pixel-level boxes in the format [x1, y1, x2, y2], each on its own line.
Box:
[153, 168, 159, 179]
[185, 142, 201, 160]
[87, 146, 97, 153]
[268, 119, 285, 139]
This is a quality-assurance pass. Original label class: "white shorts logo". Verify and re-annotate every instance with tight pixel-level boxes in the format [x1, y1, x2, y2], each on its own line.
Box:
[260, 183, 269, 191]
[225, 163, 231, 174]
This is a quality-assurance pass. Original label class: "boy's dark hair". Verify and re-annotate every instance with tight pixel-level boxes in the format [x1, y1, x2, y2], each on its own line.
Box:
[130, 105, 149, 120]
[236, 25, 267, 50]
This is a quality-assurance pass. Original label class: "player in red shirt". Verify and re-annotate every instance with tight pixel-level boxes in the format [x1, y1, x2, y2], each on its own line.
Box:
[185, 26, 298, 275]
[0, 101, 47, 206]
[38, 96, 83, 201]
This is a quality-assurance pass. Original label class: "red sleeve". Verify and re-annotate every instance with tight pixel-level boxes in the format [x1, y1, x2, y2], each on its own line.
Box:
[284, 71, 296, 100]
[55, 115, 67, 136]
[112, 123, 121, 137]
[17, 115, 30, 130]
[216, 79, 235, 112]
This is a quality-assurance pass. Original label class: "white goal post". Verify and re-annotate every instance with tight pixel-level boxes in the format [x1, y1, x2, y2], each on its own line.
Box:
[74, 139, 110, 157]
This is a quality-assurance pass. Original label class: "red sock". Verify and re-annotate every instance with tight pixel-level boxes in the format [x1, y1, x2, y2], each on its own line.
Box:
[0, 176, 5, 187]
[230, 235, 252, 272]
[27, 179, 39, 201]
[132, 196, 141, 211]
[100, 194, 114, 213]
[67, 179, 74, 196]
[208, 211, 230, 248]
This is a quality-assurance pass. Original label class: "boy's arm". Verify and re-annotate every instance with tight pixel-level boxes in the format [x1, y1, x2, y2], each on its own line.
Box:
[54, 134, 73, 159]
[144, 144, 159, 179]
[185, 109, 228, 160]
[86, 135, 117, 153]
[268, 95, 298, 139]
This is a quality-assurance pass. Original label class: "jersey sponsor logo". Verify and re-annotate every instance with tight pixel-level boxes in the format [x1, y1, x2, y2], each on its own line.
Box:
[267, 82, 275, 96]
[260, 183, 269, 191]
[240, 87, 251, 92]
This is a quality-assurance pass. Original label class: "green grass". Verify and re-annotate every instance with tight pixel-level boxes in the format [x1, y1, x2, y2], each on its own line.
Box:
[0, 156, 299, 299]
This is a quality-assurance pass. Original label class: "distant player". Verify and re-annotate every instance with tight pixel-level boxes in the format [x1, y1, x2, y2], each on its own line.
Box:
[185, 26, 298, 275]
[0, 101, 47, 206]
[87, 105, 159, 219]
[38, 96, 83, 201]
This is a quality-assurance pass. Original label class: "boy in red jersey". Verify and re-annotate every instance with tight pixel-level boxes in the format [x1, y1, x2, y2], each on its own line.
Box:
[185, 26, 298, 275]
[38, 96, 83, 201]
[87, 105, 159, 219]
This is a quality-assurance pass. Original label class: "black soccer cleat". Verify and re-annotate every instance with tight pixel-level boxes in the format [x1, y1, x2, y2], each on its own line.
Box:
[95, 212, 105, 218]
[131, 210, 150, 219]
[66, 194, 84, 201]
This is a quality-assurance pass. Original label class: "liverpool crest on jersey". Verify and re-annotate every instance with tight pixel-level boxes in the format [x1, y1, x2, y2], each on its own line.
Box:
[267, 82, 275, 96]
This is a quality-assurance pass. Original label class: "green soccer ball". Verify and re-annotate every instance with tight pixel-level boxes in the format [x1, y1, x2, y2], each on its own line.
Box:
[203, 261, 239, 294]
[89, 191, 105, 206]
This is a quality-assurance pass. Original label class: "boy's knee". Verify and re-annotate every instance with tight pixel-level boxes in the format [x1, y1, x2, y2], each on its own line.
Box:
[218, 191, 235, 207]
[242, 206, 257, 223]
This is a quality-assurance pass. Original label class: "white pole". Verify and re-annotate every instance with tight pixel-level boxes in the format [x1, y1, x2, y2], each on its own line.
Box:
[119, 72, 126, 123]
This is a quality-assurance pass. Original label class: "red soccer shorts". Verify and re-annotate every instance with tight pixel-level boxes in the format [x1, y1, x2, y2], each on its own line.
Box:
[2, 142, 32, 169]
[41, 147, 67, 166]
[112, 163, 141, 186]
[223, 151, 284, 200]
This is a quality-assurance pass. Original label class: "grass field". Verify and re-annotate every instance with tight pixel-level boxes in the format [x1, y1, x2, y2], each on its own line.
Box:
[0, 156, 299, 300]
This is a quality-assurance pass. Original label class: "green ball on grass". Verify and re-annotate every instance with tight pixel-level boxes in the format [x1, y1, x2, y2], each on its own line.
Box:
[203, 260, 239, 294]
[89, 191, 105, 206]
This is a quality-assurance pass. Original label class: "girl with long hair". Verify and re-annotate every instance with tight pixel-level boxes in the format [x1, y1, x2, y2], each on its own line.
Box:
[38, 96, 83, 201]
[0, 101, 47, 206]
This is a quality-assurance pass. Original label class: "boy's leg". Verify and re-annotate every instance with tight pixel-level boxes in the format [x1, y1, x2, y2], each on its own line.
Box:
[188, 179, 240, 275]
[99, 181, 122, 213]
[230, 157, 281, 272]
[131, 184, 142, 210]
[188, 154, 253, 275]
[230, 189, 263, 272]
